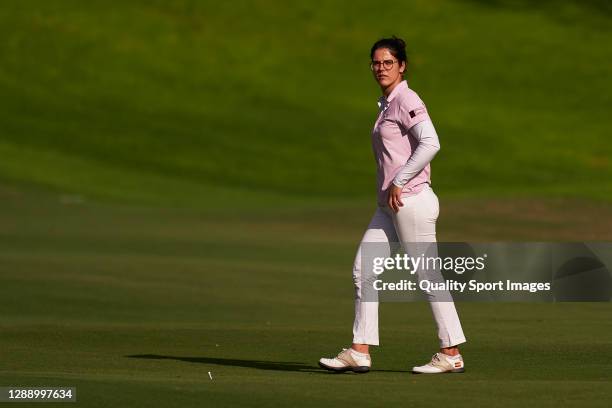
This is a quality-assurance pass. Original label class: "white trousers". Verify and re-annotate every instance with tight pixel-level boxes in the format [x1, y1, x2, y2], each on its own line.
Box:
[352, 185, 467, 348]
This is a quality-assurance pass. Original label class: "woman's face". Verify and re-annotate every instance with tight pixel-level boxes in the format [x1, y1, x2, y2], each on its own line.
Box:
[371, 47, 405, 91]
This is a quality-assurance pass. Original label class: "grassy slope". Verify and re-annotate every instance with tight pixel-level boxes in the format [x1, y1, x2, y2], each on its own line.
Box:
[0, 0, 610, 208]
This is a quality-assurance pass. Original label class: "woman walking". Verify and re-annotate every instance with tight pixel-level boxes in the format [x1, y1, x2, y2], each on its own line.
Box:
[319, 37, 467, 374]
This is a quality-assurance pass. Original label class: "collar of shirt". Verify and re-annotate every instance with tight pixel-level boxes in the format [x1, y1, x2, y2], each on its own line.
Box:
[377, 80, 408, 111]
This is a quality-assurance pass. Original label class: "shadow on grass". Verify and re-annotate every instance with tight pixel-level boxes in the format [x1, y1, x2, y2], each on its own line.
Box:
[126, 354, 408, 374]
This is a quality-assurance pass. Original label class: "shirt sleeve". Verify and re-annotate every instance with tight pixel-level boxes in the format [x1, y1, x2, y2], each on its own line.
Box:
[392, 120, 441, 187]
[398, 94, 431, 130]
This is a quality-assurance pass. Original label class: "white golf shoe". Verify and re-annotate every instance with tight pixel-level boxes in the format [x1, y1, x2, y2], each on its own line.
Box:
[412, 352, 465, 374]
[319, 348, 371, 373]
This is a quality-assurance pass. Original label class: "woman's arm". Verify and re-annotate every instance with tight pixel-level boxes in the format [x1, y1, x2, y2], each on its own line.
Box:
[392, 120, 440, 187]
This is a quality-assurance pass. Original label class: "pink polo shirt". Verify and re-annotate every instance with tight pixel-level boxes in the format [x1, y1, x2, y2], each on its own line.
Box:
[371, 80, 432, 207]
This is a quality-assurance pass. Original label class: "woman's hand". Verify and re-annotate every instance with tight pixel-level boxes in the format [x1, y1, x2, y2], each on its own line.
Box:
[387, 184, 404, 213]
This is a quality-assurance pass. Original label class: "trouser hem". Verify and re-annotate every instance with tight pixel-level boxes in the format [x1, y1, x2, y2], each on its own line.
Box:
[352, 338, 379, 346]
[440, 338, 467, 348]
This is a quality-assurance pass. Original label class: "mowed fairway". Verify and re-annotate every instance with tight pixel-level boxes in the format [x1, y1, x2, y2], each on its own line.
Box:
[1, 188, 611, 407]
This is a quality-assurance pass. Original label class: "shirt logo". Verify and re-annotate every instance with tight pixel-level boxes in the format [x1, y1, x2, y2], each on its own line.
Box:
[409, 106, 426, 118]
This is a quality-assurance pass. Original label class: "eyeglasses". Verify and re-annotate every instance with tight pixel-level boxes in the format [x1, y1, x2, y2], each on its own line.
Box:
[370, 59, 398, 71]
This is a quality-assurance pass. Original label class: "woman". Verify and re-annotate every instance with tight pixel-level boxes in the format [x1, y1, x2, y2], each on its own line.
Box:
[319, 37, 467, 374]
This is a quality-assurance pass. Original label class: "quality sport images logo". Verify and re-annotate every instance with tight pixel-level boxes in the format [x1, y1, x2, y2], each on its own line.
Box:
[360, 242, 612, 302]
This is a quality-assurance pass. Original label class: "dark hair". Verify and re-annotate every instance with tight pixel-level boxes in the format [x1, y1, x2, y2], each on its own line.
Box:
[370, 36, 408, 65]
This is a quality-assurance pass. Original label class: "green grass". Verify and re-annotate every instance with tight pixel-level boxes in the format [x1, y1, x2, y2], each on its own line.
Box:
[0, 0, 611, 207]
[1, 1, 611, 406]
[1, 188, 611, 407]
